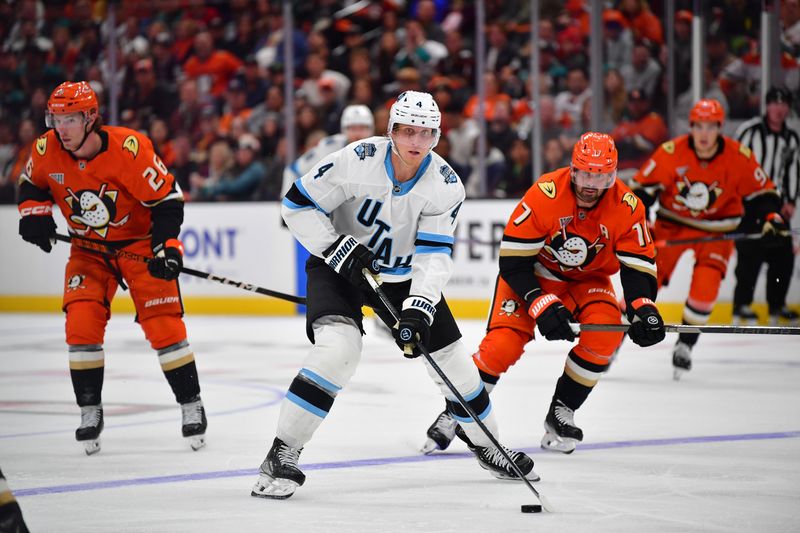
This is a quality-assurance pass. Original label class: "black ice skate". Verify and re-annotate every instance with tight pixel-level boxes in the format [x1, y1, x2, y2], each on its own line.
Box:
[454, 425, 540, 481]
[251, 437, 306, 500]
[180, 396, 207, 451]
[75, 404, 103, 456]
[420, 409, 458, 454]
[770, 306, 799, 326]
[732, 305, 759, 326]
[672, 341, 692, 380]
[541, 400, 583, 454]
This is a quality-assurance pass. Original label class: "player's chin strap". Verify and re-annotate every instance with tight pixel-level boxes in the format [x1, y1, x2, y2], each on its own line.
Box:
[362, 269, 554, 513]
[53, 233, 307, 305]
[568, 323, 800, 335]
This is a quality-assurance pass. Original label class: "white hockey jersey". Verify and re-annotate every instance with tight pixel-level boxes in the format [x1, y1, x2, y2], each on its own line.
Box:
[281, 133, 349, 198]
[281, 136, 465, 305]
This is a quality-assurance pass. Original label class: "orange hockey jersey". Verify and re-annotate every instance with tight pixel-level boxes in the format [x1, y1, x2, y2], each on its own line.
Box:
[632, 135, 779, 233]
[19, 126, 182, 242]
[499, 167, 657, 291]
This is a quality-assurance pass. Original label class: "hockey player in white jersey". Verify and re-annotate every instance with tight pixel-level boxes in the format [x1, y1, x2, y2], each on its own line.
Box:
[280, 104, 375, 198]
[252, 91, 539, 500]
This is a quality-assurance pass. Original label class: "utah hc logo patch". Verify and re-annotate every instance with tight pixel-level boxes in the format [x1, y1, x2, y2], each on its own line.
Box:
[440, 165, 457, 184]
[354, 142, 376, 160]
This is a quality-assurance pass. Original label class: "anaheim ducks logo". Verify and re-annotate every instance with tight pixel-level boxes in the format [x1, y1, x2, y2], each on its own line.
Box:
[64, 183, 130, 238]
[36, 136, 47, 156]
[538, 180, 556, 199]
[122, 135, 140, 158]
[542, 226, 605, 271]
[622, 192, 638, 213]
[498, 298, 521, 318]
[66, 274, 86, 292]
[674, 174, 723, 216]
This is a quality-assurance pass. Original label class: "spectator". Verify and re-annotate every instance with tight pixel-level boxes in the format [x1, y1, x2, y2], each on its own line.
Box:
[169, 132, 199, 197]
[239, 55, 268, 108]
[603, 9, 633, 71]
[191, 139, 234, 199]
[169, 79, 206, 144]
[620, 41, 662, 100]
[123, 57, 178, 130]
[493, 135, 533, 198]
[438, 30, 474, 88]
[782, 0, 800, 56]
[393, 19, 447, 79]
[463, 72, 512, 121]
[183, 30, 243, 99]
[247, 85, 284, 137]
[299, 52, 350, 108]
[673, 10, 694, 96]
[149, 118, 175, 168]
[150, 32, 180, 89]
[542, 137, 569, 172]
[218, 78, 253, 137]
[618, 0, 664, 46]
[486, 22, 519, 73]
[415, 0, 446, 43]
[554, 66, 591, 131]
[610, 89, 668, 171]
[194, 133, 266, 201]
[604, 68, 628, 129]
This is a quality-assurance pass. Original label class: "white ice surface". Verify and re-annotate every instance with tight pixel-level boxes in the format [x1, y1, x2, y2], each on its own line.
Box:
[1, 313, 798, 532]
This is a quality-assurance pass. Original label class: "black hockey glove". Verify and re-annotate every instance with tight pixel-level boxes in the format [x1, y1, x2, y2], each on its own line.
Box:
[19, 205, 56, 253]
[323, 234, 380, 290]
[528, 292, 576, 342]
[627, 297, 666, 347]
[148, 239, 184, 281]
[393, 296, 435, 358]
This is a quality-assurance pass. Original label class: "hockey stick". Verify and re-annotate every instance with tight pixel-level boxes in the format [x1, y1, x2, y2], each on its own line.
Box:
[362, 272, 554, 514]
[53, 233, 307, 305]
[654, 228, 800, 248]
[569, 323, 800, 335]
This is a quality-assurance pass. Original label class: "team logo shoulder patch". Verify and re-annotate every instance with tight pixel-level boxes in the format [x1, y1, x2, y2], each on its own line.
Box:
[538, 180, 556, 199]
[35, 136, 47, 156]
[122, 135, 140, 158]
[661, 140, 675, 154]
[440, 165, 458, 184]
[739, 144, 752, 158]
[622, 192, 638, 213]
[353, 142, 377, 160]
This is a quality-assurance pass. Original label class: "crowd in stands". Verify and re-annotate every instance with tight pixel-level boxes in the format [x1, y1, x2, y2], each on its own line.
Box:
[0, 0, 797, 203]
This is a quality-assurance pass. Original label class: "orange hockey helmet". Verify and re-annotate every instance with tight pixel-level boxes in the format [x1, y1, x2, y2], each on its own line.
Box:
[689, 98, 725, 124]
[571, 132, 618, 189]
[46, 81, 99, 128]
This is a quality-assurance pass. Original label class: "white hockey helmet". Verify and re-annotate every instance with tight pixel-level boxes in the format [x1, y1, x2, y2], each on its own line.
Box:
[340, 104, 375, 133]
[388, 90, 441, 150]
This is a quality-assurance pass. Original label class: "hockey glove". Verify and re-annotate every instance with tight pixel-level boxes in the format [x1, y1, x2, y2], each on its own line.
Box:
[627, 297, 665, 347]
[528, 292, 576, 342]
[148, 239, 184, 281]
[18, 204, 56, 253]
[762, 212, 790, 243]
[323, 234, 380, 290]
[394, 296, 435, 358]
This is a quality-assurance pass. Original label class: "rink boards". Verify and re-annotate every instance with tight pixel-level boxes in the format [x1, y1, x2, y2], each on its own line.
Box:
[1, 202, 798, 321]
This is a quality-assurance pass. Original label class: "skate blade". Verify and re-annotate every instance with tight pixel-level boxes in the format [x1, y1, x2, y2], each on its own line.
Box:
[187, 434, 206, 451]
[81, 439, 101, 456]
[250, 474, 299, 500]
[540, 432, 577, 454]
[420, 438, 441, 455]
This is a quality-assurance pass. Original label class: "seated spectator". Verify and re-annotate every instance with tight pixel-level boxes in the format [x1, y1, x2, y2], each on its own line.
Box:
[463, 72, 512, 121]
[191, 139, 234, 200]
[169, 132, 199, 198]
[170, 78, 206, 145]
[299, 52, 350, 108]
[393, 19, 447, 79]
[194, 134, 266, 201]
[619, 0, 664, 46]
[610, 89, 668, 171]
[149, 118, 175, 168]
[183, 30, 243, 100]
[219, 78, 253, 137]
[492, 135, 533, 199]
[603, 9, 633, 71]
[554, 66, 591, 131]
[620, 41, 661, 100]
[123, 57, 178, 130]
[543, 137, 569, 173]
[1, 119, 35, 203]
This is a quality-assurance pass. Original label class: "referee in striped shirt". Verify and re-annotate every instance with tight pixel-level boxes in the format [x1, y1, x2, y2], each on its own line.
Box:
[733, 86, 799, 325]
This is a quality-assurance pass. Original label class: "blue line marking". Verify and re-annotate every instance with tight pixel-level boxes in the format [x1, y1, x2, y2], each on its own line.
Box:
[14, 430, 800, 498]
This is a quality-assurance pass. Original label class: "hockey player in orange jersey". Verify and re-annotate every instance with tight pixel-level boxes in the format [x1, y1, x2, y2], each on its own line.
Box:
[422, 133, 665, 455]
[631, 99, 786, 379]
[17, 81, 207, 455]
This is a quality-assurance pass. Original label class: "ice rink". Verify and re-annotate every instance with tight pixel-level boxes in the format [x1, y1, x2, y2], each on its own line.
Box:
[1, 312, 798, 532]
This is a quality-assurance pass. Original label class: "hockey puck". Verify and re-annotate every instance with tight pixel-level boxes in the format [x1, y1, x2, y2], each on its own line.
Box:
[520, 504, 542, 513]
